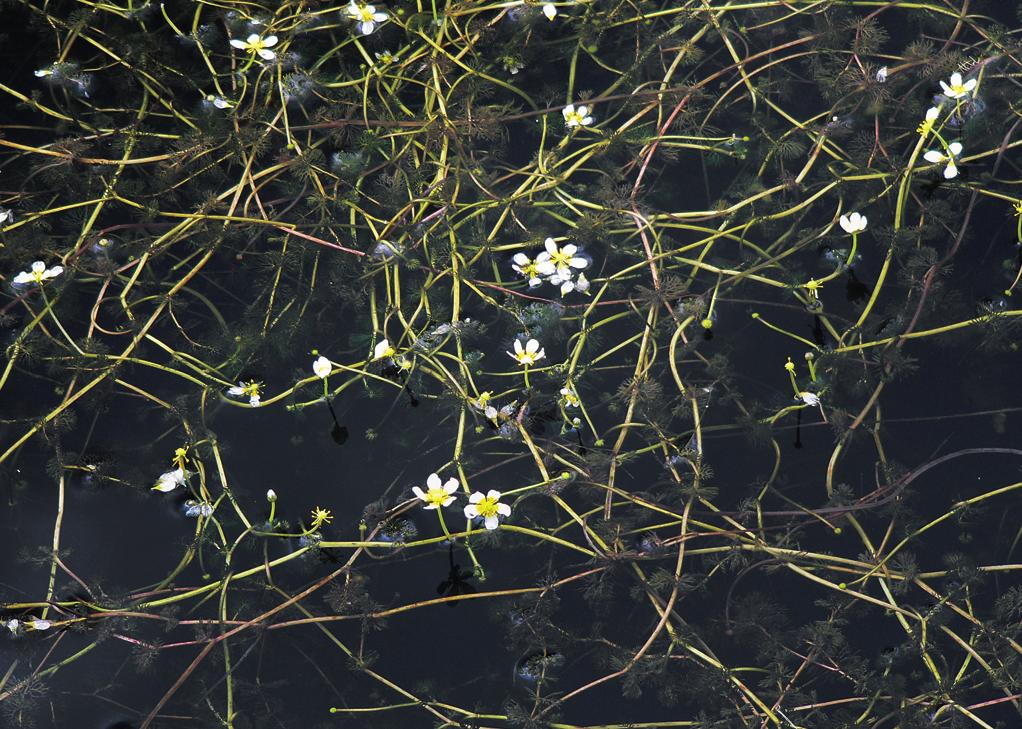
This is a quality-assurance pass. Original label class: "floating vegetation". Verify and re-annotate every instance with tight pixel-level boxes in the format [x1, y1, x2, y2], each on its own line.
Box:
[2, 1, 1022, 727]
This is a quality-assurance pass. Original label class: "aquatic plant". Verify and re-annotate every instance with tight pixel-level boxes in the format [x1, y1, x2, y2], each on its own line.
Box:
[2, 1, 1022, 727]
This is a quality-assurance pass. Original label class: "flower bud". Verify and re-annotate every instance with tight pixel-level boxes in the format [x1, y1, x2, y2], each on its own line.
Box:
[266, 489, 277, 502]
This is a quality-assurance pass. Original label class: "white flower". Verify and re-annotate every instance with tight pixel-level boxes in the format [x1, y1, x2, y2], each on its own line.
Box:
[798, 391, 821, 407]
[227, 381, 262, 407]
[184, 500, 214, 518]
[464, 490, 511, 530]
[508, 338, 545, 366]
[205, 94, 232, 109]
[924, 142, 962, 179]
[313, 355, 331, 379]
[153, 467, 186, 493]
[6, 619, 20, 633]
[562, 103, 593, 128]
[917, 106, 940, 135]
[374, 50, 399, 64]
[12, 260, 63, 286]
[550, 268, 590, 295]
[27, 619, 51, 631]
[838, 212, 867, 234]
[535, 238, 589, 279]
[511, 252, 544, 288]
[345, 2, 388, 35]
[542, 3, 557, 20]
[229, 34, 278, 61]
[875, 66, 888, 83]
[266, 489, 278, 502]
[373, 338, 396, 360]
[939, 72, 976, 99]
[0, 207, 13, 224]
[412, 473, 459, 509]
[470, 392, 499, 421]
[560, 386, 580, 407]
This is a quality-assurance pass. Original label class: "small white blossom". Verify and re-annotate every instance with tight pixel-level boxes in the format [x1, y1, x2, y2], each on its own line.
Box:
[562, 103, 593, 128]
[838, 212, 867, 234]
[798, 391, 821, 407]
[464, 489, 511, 530]
[536, 238, 589, 279]
[6, 619, 20, 633]
[204, 94, 232, 109]
[511, 252, 544, 288]
[153, 467, 186, 493]
[412, 473, 459, 509]
[313, 355, 331, 379]
[542, 3, 557, 20]
[345, 2, 388, 35]
[560, 386, 580, 407]
[508, 338, 545, 366]
[939, 72, 976, 99]
[229, 34, 278, 61]
[373, 338, 396, 360]
[374, 50, 399, 65]
[227, 381, 262, 407]
[266, 489, 278, 502]
[12, 261, 63, 286]
[875, 66, 888, 83]
[470, 392, 499, 421]
[0, 207, 13, 225]
[923, 142, 962, 179]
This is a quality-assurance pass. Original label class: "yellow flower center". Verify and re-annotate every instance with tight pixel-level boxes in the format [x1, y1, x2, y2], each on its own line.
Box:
[565, 111, 585, 125]
[475, 497, 499, 518]
[425, 487, 449, 507]
[549, 250, 571, 267]
[357, 6, 375, 21]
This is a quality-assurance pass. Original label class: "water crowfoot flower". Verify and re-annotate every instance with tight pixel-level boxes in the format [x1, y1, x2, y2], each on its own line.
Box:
[470, 392, 499, 421]
[227, 381, 262, 406]
[797, 391, 820, 407]
[373, 338, 396, 360]
[560, 386, 580, 408]
[12, 261, 64, 286]
[940, 72, 976, 99]
[203, 94, 232, 110]
[464, 490, 511, 530]
[562, 104, 594, 128]
[917, 106, 940, 136]
[345, 2, 388, 35]
[229, 34, 278, 60]
[923, 142, 962, 179]
[839, 212, 867, 234]
[413, 473, 459, 509]
[550, 268, 589, 295]
[512, 252, 544, 288]
[508, 338, 545, 366]
[153, 467, 186, 492]
[536, 238, 589, 278]
[313, 356, 332, 379]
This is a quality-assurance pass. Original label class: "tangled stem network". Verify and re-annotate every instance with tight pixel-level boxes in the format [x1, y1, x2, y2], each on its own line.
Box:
[2, 1, 1022, 728]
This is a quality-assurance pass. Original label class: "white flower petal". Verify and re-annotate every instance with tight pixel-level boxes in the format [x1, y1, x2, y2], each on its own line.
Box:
[227, 386, 244, 396]
[230, 39, 247, 49]
[944, 161, 958, 179]
[443, 478, 459, 494]
[359, 20, 375, 34]
[542, 3, 557, 20]
[923, 149, 944, 164]
[561, 105, 575, 119]
[313, 356, 331, 378]
[469, 491, 483, 503]
[412, 485, 426, 500]
[948, 141, 962, 156]
[374, 339, 391, 359]
[263, 35, 278, 47]
[426, 473, 442, 490]
[513, 252, 530, 265]
[486, 489, 502, 500]
[257, 48, 276, 60]
[484, 515, 499, 530]
[464, 504, 479, 518]
[497, 503, 512, 517]
[12, 271, 34, 284]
